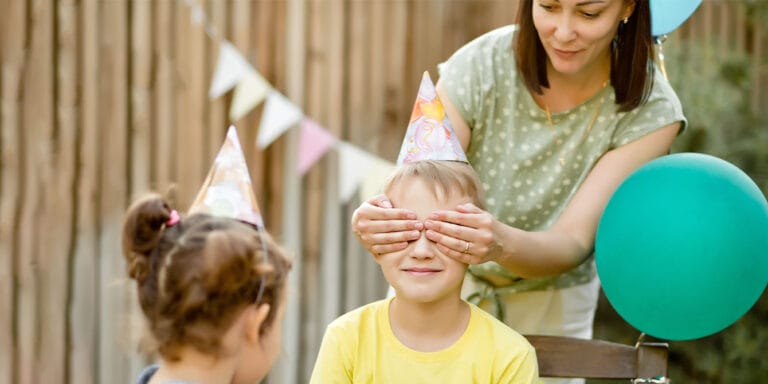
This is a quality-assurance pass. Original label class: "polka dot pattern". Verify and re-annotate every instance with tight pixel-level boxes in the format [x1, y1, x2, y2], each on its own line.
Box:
[438, 25, 687, 292]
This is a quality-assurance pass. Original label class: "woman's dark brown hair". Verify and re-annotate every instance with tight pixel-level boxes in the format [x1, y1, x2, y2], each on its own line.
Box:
[121, 194, 292, 361]
[515, 0, 653, 112]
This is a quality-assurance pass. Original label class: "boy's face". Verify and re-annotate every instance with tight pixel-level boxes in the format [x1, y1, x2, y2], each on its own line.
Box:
[382, 176, 471, 304]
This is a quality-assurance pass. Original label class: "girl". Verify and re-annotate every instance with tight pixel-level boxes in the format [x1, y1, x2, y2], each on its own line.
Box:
[122, 194, 291, 384]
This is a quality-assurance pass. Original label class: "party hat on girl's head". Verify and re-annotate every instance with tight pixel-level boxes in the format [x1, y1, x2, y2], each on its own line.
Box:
[396, 71, 468, 165]
[188, 125, 264, 228]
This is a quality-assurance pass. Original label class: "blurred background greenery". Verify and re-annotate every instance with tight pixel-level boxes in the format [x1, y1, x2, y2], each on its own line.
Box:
[592, 1, 768, 382]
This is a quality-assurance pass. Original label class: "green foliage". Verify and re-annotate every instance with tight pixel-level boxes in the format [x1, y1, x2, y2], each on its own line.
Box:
[665, 37, 768, 194]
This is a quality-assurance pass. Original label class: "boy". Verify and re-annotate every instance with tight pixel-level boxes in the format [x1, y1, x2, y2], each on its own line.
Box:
[309, 73, 539, 384]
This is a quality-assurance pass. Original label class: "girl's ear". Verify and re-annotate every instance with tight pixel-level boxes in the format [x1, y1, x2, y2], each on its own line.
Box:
[244, 303, 271, 343]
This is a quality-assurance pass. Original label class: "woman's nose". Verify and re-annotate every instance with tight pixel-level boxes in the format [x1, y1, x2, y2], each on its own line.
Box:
[553, 17, 577, 42]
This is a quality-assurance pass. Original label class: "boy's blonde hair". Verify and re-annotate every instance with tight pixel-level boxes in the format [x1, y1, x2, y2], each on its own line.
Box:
[383, 160, 485, 209]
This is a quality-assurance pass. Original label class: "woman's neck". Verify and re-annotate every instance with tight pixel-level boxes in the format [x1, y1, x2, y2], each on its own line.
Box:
[150, 348, 237, 384]
[389, 295, 470, 352]
[538, 53, 611, 112]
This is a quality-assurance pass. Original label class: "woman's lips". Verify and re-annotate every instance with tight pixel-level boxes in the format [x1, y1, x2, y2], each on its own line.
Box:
[553, 48, 579, 59]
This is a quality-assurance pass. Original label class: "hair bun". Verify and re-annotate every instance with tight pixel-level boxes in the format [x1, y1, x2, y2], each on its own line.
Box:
[122, 194, 173, 282]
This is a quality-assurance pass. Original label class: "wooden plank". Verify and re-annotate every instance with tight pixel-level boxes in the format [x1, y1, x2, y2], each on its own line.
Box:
[702, 1, 713, 48]
[152, 0, 175, 196]
[129, 0, 154, 377]
[0, 0, 27, 382]
[206, 0, 228, 160]
[344, 0, 368, 311]
[69, 0, 100, 382]
[98, 1, 131, 382]
[174, 1, 207, 208]
[272, 0, 304, 380]
[717, 1, 729, 56]
[735, 2, 746, 52]
[317, 0, 344, 376]
[131, 0, 152, 196]
[382, 0, 408, 159]
[36, 0, 79, 382]
[751, 23, 763, 114]
[360, 0, 387, 306]
[525, 335, 669, 379]
[17, 0, 56, 382]
[301, 0, 325, 379]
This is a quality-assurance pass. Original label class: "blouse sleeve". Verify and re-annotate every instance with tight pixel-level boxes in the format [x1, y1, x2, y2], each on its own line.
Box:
[611, 65, 687, 148]
[437, 25, 517, 132]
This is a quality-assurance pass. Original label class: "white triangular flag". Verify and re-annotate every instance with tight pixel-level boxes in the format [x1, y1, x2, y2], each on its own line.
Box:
[229, 68, 271, 121]
[210, 41, 254, 99]
[190, 4, 206, 25]
[338, 142, 386, 202]
[359, 158, 396, 200]
[257, 90, 303, 149]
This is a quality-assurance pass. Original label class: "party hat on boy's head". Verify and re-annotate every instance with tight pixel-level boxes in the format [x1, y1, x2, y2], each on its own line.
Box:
[396, 71, 468, 165]
[188, 125, 264, 228]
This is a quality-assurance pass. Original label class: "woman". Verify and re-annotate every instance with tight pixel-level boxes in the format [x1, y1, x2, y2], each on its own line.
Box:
[353, 1, 685, 381]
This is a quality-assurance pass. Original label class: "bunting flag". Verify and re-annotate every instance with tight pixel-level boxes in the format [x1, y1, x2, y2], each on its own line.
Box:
[359, 158, 397, 200]
[209, 41, 255, 99]
[229, 67, 271, 121]
[257, 90, 304, 149]
[297, 118, 337, 176]
[182, 0, 425, 201]
[338, 142, 389, 202]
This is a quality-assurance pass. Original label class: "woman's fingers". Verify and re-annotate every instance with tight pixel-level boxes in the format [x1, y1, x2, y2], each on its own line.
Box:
[359, 224, 421, 244]
[424, 204, 497, 264]
[352, 194, 423, 257]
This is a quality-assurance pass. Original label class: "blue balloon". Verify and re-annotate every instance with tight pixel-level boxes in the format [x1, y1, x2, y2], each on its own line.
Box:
[596, 153, 768, 340]
[650, 0, 703, 37]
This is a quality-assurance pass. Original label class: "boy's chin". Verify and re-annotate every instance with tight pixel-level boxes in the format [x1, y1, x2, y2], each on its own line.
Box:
[393, 288, 460, 304]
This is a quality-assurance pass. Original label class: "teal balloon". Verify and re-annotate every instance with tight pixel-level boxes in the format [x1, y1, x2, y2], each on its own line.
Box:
[596, 153, 768, 340]
[650, 0, 702, 37]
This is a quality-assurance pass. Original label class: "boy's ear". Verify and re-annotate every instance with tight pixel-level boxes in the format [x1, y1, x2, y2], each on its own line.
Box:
[244, 303, 271, 343]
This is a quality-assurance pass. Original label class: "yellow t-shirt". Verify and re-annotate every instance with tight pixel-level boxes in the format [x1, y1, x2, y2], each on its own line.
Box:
[310, 298, 539, 384]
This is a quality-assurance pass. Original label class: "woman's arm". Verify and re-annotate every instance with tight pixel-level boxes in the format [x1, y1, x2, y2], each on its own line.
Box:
[433, 80, 679, 278]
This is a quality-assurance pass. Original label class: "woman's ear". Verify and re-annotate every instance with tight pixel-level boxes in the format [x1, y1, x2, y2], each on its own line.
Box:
[244, 303, 271, 343]
[622, 0, 636, 21]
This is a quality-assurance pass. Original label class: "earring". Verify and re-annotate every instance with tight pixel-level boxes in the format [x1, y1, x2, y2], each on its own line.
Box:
[623, 17, 629, 25]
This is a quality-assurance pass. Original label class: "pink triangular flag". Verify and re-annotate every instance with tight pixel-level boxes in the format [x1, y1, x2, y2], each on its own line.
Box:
[297, 119, 337, 175]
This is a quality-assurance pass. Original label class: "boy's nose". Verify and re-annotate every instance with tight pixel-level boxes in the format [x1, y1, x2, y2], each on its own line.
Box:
[410, 231, 434, 260]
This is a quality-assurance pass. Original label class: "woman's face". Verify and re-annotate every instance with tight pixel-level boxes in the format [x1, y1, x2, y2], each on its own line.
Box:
[532, 0, 634, 79]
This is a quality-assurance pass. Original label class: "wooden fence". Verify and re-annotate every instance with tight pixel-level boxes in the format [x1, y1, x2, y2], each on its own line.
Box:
[0, 1, 765, 383]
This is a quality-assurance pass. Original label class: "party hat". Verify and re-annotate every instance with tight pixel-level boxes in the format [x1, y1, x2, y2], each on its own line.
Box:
[188, 125, 264, 228]
[396, 71, 468, 165]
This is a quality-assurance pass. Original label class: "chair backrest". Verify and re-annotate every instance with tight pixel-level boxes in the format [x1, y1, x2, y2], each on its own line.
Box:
[524, 335, 669, 381]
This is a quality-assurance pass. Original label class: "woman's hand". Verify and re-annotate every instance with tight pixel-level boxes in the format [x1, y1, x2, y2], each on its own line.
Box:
[424, 203, 502, 265]
[351, 194, 423, 257]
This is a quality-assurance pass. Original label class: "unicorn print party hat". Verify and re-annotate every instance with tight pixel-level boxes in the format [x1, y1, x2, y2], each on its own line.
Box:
[396, 71, 468, 165]
[188, 125, 264, 228]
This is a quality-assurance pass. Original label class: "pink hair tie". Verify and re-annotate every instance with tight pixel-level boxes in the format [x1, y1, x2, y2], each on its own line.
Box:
[166, 210, 181, 227]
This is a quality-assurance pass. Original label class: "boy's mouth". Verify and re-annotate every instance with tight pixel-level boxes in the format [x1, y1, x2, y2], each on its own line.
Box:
[402, 267, 442, 276]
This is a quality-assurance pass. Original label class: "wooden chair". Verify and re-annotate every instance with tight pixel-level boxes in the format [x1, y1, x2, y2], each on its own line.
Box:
[524, 335, 670, 383]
